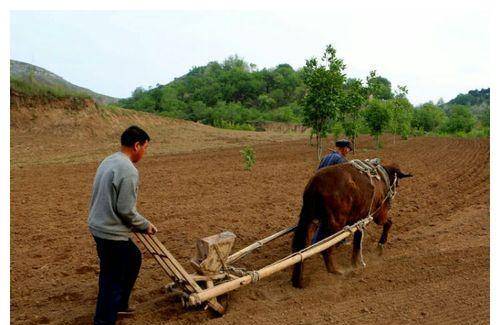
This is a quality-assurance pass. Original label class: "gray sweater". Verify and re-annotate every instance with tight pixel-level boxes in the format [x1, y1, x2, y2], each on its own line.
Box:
[88, 152, 150, 241]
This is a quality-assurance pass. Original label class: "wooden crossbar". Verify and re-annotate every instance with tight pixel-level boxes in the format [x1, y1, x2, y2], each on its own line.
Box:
[226, 225, 296, 264]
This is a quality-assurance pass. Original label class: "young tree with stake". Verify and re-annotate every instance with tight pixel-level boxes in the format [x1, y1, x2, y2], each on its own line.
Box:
[302, 45, 346, 161]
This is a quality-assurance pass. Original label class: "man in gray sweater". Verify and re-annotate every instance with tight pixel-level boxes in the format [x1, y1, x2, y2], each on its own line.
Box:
[88, 125, 157, 325]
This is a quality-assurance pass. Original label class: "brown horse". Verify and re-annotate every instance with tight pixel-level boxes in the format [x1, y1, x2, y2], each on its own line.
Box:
[291, 162, 412, 288]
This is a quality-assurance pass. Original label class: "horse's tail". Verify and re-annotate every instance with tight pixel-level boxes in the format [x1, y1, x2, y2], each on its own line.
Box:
[291, 202, 313, 252]
[291, 193, 320, 288]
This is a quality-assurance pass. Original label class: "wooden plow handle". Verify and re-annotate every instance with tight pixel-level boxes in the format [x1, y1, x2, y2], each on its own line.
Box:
[134, 233, 226, 314]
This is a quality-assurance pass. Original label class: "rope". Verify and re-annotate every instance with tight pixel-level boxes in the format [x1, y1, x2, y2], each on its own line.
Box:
[367, 173, 398, 219]
[226, 266, 261, 283]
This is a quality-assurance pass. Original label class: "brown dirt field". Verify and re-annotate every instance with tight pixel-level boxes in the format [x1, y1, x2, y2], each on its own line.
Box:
[11, 132, 489, 324]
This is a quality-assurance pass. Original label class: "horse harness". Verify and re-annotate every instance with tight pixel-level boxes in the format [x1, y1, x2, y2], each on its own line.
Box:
[349, 159, 397, 213]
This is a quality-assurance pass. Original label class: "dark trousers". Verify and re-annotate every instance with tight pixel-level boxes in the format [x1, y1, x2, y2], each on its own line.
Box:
[93, 236, 142, 325]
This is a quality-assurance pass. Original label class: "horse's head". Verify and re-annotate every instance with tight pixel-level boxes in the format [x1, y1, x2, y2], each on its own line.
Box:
[382, 164, 413, 188]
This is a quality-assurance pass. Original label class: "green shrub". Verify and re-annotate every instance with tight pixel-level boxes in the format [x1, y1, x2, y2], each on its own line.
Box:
[240, 146, 256, 171]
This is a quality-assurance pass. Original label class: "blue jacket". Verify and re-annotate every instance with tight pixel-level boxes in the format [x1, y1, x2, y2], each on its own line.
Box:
[317, 151, 347, 170]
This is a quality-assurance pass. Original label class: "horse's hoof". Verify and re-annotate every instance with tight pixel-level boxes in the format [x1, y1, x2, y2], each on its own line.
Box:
[327, 268, 344, 276]
[292, 279, 305, 289]
[360, 259, 366, 268]
[377, 243, 384, 256]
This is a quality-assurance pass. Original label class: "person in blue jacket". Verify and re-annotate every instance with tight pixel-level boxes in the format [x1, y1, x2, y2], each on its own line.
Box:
[313, 139, 353, 244]
[317, 139, 353, 170]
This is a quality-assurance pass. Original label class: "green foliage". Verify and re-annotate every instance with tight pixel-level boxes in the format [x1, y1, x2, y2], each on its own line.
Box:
[119, 55, 305, 128]
[302, 44, 346, 159]
[240, 146, 256, 171]
[265, 104, 302, 123]
[213, 119, 256, 131]
[412, 102, 446, 132]
[447, 88, 489, 106]
[479, 107, 490, 127]
[364, 99, 390, 148]
[10, 77, 91, 99]
[340, 78, 367, 149]
[331, 121, 344, 139]
[387, 95, 414, 140]
[444, 105, 476, 133]
[116, 48, 488, 140]
[366, 70, 393, 100]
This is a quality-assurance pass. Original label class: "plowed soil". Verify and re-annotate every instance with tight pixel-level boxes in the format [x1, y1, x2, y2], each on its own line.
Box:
[11, 135, 489, 324]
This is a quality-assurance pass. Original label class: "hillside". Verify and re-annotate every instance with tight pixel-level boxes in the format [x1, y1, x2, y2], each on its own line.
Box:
[10, 60, 119, 105]
[10, 90, 308, 166]
[118, 56, 305, 128]
[447, 88, 490, 107]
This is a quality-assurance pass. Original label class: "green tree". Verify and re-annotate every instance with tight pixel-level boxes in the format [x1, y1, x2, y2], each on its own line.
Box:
[444, 105, 476, 133]
[412, 102, 446, 132]
[364, 99, 390, 149]
[479, 107, 490, 128]
[340, 78, 366, 151]
[387, 85, 414, 141]
[302, 44, 346, 160]
[366, 70, 393, 100]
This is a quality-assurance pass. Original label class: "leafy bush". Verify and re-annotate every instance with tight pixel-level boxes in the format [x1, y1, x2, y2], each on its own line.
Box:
[213, 119, 256, 131]
[364, 99, 390, 148]
[444, 105, 476, 133]
[412, 102, 446, 132]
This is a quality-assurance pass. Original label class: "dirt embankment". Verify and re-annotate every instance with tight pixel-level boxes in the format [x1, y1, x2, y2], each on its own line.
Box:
[10, 91, 309, 166]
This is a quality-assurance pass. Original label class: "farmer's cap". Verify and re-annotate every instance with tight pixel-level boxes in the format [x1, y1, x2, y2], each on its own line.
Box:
[335, 139, 352, 151]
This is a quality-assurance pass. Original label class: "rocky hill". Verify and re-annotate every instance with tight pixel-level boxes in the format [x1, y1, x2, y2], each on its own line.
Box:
[10, 60, 119, 105]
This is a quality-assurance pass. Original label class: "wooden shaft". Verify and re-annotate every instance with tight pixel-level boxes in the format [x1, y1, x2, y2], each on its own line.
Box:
[227, 226, 296, 264]
[189, 230, 353, 305]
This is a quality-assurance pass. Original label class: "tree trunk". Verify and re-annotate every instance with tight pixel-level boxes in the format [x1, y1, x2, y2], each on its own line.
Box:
[316, 134, 321, 161]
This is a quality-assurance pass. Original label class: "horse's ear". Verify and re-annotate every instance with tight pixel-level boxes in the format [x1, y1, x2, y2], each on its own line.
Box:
[397, 171, 413, 179]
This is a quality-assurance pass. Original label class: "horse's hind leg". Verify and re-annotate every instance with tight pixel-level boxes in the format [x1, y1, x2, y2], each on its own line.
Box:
[321, 216, 343, 275]
[378, 218, 392, 255]
[292, 221, 318, 288]
[351, 229, 366, 268]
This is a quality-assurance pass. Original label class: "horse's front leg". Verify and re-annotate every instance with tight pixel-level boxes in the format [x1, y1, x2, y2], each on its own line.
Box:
[351, 229, 366, 268]
[378, 218, 392, 255]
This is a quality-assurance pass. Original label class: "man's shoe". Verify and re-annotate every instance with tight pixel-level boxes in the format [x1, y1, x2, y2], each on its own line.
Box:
[117, 307, 135, 317]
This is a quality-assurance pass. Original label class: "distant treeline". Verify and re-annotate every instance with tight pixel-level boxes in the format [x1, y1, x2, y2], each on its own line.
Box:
[117, 55, 489, 138]
[119, 56, 305, 129]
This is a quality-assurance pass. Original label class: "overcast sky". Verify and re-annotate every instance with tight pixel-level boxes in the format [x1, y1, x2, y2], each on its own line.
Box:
[10, 8, 489, 105]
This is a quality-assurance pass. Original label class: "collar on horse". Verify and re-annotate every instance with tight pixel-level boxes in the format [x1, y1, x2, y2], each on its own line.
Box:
[349, 159, 396, 206]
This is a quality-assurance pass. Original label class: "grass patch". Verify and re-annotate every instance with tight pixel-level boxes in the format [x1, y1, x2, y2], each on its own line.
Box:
[11, 77, 91, 99]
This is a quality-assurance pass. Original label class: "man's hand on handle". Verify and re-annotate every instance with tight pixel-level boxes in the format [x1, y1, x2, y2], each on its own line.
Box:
[146, 223, 158, 235]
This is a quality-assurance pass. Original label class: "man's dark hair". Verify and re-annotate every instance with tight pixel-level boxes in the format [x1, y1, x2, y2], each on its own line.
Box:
[121, 126, 151, 147]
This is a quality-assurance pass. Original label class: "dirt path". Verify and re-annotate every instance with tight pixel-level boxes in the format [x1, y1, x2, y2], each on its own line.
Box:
[10, 136, 489, 324]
